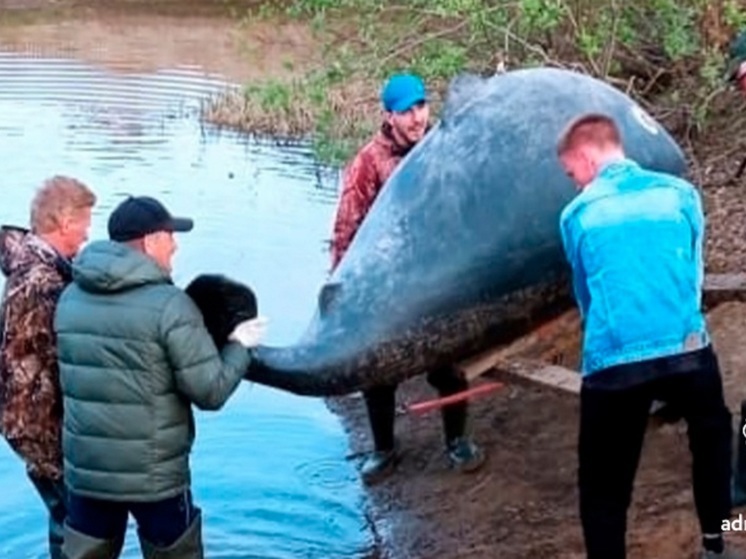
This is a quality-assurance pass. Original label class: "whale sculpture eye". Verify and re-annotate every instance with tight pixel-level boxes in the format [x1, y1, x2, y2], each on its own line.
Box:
[630, 105, 659, 135]
[318, 282, 342, 317]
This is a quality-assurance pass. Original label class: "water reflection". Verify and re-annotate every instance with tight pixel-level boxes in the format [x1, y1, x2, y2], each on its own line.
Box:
[0, 51, 370, 558]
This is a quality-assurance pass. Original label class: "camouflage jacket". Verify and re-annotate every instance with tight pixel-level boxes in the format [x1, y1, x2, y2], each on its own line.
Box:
[0, 226, 71, 479]
[330, 124, 416, 271]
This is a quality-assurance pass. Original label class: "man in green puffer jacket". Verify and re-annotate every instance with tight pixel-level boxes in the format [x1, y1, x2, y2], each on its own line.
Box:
[54, 195, 267, 559]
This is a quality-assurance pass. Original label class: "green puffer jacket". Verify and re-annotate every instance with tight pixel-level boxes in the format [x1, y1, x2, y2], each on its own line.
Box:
[55, 240, 252, 502]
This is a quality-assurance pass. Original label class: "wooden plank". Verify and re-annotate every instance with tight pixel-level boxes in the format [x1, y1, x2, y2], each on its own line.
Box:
[456, 309, 581, 381]
[454, 272, 746, 391]
[458, 346, 508, 381]
[705, 273, 746, 291]
[489, 362, 581, 394]
[704, 273, 746, 307]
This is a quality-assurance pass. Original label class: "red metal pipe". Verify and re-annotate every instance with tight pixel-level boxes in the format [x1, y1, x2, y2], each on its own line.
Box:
[405, 381, 504, 415]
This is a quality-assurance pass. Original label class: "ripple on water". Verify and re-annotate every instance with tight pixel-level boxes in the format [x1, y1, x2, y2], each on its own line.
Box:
[0, 47, 372, 559]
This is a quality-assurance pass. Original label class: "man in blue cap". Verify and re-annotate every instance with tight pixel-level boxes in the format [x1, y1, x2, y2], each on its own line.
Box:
[330, 72, 431, 270]
[329, 73, 486, 484]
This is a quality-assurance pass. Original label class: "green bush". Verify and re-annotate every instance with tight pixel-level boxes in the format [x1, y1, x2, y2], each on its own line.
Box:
[211, 0, 746, 164]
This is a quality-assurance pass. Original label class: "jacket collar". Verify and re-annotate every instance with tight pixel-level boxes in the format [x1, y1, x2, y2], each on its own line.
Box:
[378, 122, 432, 157]
[596, 157, 639, 180]
[28, 234, 72, 282]
[0, 225, 71, 281]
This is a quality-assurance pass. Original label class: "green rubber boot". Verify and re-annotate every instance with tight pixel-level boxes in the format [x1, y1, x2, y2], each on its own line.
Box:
[61, 523, 123, 559]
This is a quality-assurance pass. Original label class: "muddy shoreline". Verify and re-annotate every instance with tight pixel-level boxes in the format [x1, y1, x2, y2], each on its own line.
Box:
[327, 300, 746, 559]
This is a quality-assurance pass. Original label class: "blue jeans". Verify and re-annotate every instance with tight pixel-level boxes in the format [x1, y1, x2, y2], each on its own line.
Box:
[66, 490, 199, 547]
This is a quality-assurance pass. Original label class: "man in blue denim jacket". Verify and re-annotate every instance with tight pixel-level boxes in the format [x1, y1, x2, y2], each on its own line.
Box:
[557, 113, 741, 559]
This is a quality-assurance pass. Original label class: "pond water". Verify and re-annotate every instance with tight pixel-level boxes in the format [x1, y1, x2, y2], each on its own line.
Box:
[0, 49, 374, 559]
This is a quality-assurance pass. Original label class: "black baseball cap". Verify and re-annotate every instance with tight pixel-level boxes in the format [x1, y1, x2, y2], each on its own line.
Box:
[108, 195, 194, 242]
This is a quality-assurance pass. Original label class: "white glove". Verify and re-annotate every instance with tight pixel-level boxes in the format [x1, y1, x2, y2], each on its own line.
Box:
[228, 316, 268, 348]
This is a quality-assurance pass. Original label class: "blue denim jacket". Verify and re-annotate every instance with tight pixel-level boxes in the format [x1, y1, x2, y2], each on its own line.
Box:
[559, 158, 709, 376]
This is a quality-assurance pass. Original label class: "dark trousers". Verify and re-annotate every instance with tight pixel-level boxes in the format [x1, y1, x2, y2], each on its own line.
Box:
[579, 346, 732, 559]
[730, 400, 746, 506]
[363, 365, 469, 451]
[66, 489, 200, 548]
[4, 438, 67, 559]
[28, 472, 66, 559]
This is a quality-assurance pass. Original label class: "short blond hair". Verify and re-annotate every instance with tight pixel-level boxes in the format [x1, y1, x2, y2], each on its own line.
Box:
[30, 176, 97, 234]
[556, 113, 622, 157]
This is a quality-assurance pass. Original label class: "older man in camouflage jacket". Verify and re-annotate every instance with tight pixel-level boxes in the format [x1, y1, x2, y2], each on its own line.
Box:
[0, 176, 96, 558]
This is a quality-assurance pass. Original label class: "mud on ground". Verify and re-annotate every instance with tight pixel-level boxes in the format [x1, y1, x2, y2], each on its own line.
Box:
[329, 95, 746, 559]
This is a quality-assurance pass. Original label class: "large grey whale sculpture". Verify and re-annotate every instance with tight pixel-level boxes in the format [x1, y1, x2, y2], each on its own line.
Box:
[245, 67, 688, 396]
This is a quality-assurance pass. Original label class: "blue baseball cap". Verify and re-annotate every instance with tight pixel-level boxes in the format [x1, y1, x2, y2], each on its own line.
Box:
[381, 73, 427, 113]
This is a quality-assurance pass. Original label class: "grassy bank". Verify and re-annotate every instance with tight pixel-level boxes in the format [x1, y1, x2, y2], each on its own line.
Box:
[203, 0, 746, 166]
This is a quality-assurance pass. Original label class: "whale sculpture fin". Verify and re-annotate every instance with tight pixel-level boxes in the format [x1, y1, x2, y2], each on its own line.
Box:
[318, 282, 342, 317]
[441, 72, 492, 126]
